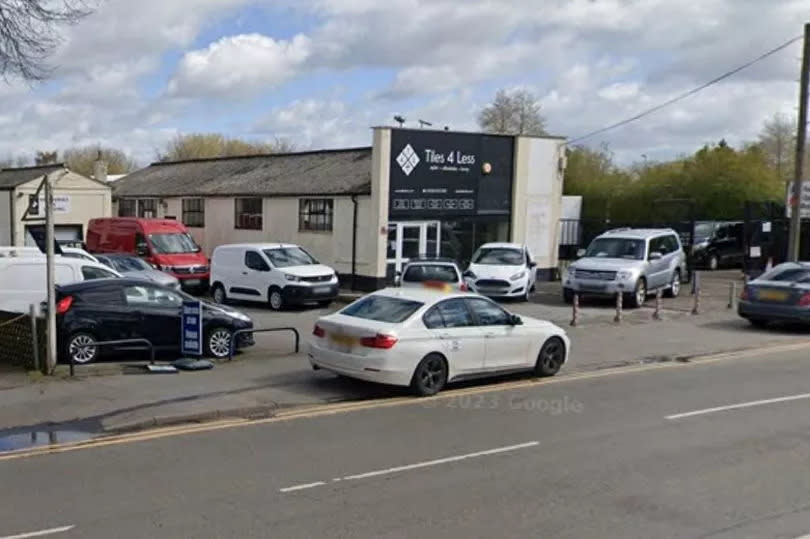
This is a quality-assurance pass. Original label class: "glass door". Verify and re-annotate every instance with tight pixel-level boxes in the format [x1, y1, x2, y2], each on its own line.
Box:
[386, 221, 442, 275]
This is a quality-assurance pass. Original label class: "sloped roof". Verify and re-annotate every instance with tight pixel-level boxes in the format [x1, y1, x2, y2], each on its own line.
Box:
[113, 147, 373, 198]
[0, 164, 65, 190]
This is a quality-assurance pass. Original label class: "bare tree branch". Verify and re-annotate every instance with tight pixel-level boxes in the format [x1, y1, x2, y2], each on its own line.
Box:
[478, 88, 547, 136]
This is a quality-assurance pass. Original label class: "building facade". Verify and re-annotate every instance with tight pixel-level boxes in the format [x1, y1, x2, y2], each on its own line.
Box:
[0, 164, 112, 247]
[113, 127, 566, 290]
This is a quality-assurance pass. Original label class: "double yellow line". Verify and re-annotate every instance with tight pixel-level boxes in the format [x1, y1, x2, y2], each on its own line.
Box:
[2, 340, 809, 462]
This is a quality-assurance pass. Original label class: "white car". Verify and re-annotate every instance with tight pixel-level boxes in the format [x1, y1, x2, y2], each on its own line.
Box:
[464, 242, 537, 301]
[210, 243, 339, 310]
[309, 288, 569, 396]
[396, 258, 467, 292]
[0, 246, 98, 262]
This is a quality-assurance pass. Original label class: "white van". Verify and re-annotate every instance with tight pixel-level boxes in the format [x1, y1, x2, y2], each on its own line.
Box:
[210, 243, 339, 310]
[0, 246, 99, 263]
[0, 256, 121, 314]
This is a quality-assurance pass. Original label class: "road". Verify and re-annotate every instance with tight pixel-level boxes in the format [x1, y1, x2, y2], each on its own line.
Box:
[3, 346, 810, 538]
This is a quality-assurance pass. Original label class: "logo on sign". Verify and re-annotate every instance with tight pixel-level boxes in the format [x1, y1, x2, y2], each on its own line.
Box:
[395, 144, 420, 176]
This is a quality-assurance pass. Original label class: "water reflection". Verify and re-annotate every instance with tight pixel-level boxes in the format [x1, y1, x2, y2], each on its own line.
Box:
[0, 429, 94, 452]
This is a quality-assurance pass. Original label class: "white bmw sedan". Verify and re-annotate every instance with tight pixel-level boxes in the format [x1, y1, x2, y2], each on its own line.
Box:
[309, 288, 569, 396]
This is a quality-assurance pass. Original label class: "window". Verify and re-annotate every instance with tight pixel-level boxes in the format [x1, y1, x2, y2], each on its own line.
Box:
[664, 235, 681, 253]
[135, 233, 149, 256]
[650, 237, 668, 255]
[403, 264, 459, 283]
[263, 247, 318, 267]
[431, 299, 474, 328]
[466, 298, 511, 326]
[182, 199, 205, 228]
[124, 284, 183, 308]
[118, 199, 136, 217]
[148, 233, 200, 254]
[471, 247, 524, 266]
[235, 198, 263, 230]
[585, 238, 645, 260]
[81, 266, 118, 280]
[245, 251, 269, 271]
[299, 199, 334, 232]
[107, 256, 151, 272]
[423, 307, 445, 329]
[138, 199, 157, 218]
[77, 286, 124, 305]
[340, 295, 423, 323]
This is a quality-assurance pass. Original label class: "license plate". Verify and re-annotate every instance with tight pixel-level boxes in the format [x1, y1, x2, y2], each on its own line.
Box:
[314, 286, 331, 294]
[758, 289, 788, 302]
[329, 333, 355, 352]
[184, 279, 201, 286]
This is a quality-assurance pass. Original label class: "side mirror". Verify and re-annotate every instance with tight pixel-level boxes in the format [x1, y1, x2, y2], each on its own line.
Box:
[529, 261, 537, 268]
[649, 251, 663, 261]
[462, 270, 474, 279]
[136, 246, 149, 257]
[576, 248, 586, 258]
[509, 314, 523, 326]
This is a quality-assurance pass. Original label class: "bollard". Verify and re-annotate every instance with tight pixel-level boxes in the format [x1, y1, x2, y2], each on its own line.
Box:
[653, 288, 663, 320]
[727, 281, 737, 309]
[570, 293, 579, 327]
[691, 271, 701, 315]
[29, 304, 40, 373]
[614, 289, 623, 324]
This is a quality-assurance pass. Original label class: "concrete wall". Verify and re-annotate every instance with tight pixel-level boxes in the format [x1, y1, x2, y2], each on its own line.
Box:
[511, 137, 566, 276]
[14, 172, 112, 246]
[369, 127, 392, 279]
[0, 191, 10, 245]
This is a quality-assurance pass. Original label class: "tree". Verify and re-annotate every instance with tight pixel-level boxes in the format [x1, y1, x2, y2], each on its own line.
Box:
[563, 144, 630, 219]
[34, 150, 58, 165]
[158, 133, 297, 162]
[63, 145, 137, 177]
[477, 89, 547, 136]
[756, 113, 796, 185]
[0, 1, 93, 82]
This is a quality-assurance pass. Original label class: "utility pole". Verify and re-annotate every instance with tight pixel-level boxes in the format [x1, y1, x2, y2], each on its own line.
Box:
[44, 174, 57, 373]
[788, 22, 810, 261]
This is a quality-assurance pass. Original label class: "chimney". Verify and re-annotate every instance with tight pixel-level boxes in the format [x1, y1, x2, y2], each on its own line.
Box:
[93, 149, 108, 183]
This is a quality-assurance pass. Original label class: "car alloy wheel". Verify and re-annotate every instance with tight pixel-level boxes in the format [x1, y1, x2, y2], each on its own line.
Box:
[535, 337, 565, 377]
[68, 333, 98, 364]
[269, 289, 284, 311]
[212, 285, 226, 304]
[207, 328, 232, 358]
[411, 354, 448, 396]
[709, 255, 718, 271]
[669, 270, 681, 297]
[628, 278, 646, 308]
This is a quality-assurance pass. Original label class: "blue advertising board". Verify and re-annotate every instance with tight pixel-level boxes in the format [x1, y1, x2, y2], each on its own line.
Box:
[181, 300, 203, 356]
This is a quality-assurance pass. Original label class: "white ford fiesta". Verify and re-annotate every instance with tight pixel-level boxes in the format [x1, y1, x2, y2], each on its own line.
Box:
[309, 288, 570, 396]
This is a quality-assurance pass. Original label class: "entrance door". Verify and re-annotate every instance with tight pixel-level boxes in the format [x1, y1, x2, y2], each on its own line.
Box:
[386, 221, 441, 275]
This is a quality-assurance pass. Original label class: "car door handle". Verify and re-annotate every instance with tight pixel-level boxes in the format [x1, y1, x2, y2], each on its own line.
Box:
[242, 271, 248, 275]
[484, 333, 497, 339]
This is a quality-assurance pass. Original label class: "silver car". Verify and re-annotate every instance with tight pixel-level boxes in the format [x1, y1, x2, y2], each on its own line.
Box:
[562, 228, 686, 307]
[95, 254, 181, 290]
[395, 258, 467, 292]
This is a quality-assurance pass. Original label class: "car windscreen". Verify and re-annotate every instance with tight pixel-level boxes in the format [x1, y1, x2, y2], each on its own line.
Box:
[263, 247, 317, 268]
[471, 248, 523, 265]
[110, 257, 151, 272]
[694, 223, 715, 242]
[585, 238, 645, 260]
[340, 295, 424, 323]
[403, 264, 459, 283]
[148, 233, 201, 254]
[757, 265, 810, 282]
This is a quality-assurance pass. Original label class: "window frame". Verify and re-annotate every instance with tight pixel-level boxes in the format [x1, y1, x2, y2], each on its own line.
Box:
[118, 199, 136, 217]
[298, 198, 334, 232]
[244, 251, 270, 272]
[422, 298, 475, 329]
[234, 197, 263, 230]
[465, 297, 512, 326]
[182, 198, 205, 228]
[137, 198, 158, 219]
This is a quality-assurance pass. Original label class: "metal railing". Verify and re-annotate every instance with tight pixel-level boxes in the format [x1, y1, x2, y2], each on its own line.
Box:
[68, 338, 155, 377]
[229, 327, 300, 362]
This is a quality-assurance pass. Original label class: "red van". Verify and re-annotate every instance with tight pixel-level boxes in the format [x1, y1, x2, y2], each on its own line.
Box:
[86, 218, 209, 291]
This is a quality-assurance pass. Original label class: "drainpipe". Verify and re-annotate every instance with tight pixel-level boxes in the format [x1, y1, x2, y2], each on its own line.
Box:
[351, 195, 358, 291]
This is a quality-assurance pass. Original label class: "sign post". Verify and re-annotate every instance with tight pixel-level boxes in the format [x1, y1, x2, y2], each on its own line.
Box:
[181, 300, 203, 357]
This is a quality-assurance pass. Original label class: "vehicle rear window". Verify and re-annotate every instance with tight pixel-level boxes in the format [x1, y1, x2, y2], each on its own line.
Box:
[403, 264, 459, 283]
[77, 287, 125, 305]
[759, 266, 810, 282]
[340, 295, 423, 323]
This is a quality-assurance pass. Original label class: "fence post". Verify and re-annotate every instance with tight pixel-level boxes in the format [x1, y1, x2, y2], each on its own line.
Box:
[653, 288, 663, 320]
[691, 271, 701, 315]
[570, 293, 579, 327]
[727, 281, 737, 309]
[614, 287, 623, 324]
[28, 305, 40, 373]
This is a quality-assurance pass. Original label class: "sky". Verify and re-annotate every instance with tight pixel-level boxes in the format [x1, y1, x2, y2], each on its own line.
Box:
[0, 0, 808, 167]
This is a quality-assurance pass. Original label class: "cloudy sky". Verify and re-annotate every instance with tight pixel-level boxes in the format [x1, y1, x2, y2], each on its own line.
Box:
[0, 0, 807, 167]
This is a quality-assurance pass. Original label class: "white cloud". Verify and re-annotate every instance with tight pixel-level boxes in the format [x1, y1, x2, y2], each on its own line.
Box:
[168, 33, 311, 97]
[598, 82, 640, 101]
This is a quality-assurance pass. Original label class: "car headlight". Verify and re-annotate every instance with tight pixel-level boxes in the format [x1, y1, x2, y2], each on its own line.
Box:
[232, 312, 251, 322]
[284, 273, 300, 282]
[616, 271, 634, 281]
[510, 271, 526, 281]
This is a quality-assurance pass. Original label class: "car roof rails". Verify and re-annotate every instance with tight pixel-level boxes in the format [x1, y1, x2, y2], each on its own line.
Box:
[405, 257, 458, 264]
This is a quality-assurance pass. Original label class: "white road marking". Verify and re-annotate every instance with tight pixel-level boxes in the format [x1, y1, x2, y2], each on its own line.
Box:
[279, 481, 326, 493]
[666, 392, 810, 420]
[0, 525, 75, 539]
[791, 535, 810, 539]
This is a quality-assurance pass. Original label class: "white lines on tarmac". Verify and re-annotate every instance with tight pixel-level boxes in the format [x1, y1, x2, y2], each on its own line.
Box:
[279, 441, 539, 493]
[0, 525, 75, 539]
[666, 392, 810, 420]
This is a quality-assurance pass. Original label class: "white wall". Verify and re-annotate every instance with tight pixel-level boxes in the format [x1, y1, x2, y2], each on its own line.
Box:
[14, 172, 112, 246]
[511, 137, 566, 272]
[0, 191, 10, 245]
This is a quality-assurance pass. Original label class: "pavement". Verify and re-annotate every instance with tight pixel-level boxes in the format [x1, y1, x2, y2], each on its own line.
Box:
[1, 270, 805, 437]
[4, 345, 810, 537]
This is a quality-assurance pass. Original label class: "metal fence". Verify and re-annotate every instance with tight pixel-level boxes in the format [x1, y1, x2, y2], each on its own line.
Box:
[0, 310, 45, 372]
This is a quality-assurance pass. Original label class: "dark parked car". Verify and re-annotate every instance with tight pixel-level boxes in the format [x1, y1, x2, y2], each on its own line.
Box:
[738, 262, 810, 327]
[693, 221, 744, 270]
[55, 278, 254, 364]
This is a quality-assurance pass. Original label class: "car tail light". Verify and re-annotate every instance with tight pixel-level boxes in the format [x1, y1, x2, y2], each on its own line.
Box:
[740, 286, 750, 301]
[312, 324, 325, 338]
[360, 334, 398, 349]
[460, 282, 469, 291]
[798, 292, 810, 307]
[56, 296, 74, 314]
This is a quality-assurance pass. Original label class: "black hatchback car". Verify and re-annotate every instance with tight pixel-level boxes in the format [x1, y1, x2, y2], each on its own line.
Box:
[55, 278, 254, 364]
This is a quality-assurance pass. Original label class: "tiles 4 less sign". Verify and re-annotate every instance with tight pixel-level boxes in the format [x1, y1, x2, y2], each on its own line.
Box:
[389, 129, 514, 218]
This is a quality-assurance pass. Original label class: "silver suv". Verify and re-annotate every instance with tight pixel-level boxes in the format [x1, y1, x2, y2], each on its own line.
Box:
[562, 228, 686, 307]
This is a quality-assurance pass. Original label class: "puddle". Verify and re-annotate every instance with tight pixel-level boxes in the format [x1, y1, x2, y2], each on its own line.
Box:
[0, 428, 97, 453]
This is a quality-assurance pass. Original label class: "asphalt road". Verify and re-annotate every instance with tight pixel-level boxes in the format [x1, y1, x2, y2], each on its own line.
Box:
[4, 346, 810, 538]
